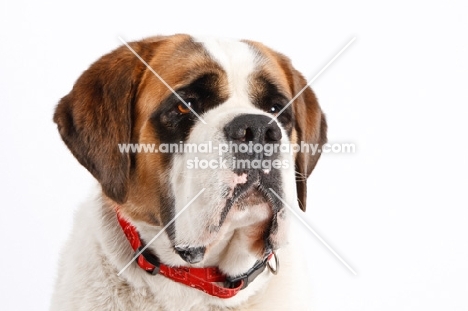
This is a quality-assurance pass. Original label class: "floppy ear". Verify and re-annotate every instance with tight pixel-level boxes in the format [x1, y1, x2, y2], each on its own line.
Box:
[53, 41, 153, 203]
[291, 69, 328, 211]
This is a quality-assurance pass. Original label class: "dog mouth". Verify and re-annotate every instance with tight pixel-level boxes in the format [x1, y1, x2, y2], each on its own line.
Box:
[233, 183, 270, 209]
[174, 246, 206, 264]
[229, 168, 273, 203]
[174, 181, 274, 265]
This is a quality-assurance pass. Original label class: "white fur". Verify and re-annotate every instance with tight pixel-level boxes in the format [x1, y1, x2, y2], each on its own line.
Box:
[51, 191, 313, 310]
[170, 38, 299, 276]
[51, 38, 313, 310]
[193, 36, 258, 110]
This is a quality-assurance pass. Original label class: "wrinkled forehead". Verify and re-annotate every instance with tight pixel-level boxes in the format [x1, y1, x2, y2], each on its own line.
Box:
[136, 35, 293, 117]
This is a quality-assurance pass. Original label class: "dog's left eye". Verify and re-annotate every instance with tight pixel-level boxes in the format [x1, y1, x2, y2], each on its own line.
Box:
[268, 104, 283, 115]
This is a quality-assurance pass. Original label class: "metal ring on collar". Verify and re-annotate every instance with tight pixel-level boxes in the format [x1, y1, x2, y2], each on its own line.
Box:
[267, 251, 279, 275]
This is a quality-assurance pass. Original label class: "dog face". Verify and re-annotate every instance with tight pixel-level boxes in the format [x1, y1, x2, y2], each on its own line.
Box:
[54, 34, 327, 265]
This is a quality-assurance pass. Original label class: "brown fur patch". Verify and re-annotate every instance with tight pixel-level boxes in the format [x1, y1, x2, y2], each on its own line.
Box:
[119, 35, 229, 224]
[53, 40, 158, 205]
[245, 40, 327, 211]
[54, 34, 230, 225]
[243, 40, 292, 98]
[246, 216, 273, 256]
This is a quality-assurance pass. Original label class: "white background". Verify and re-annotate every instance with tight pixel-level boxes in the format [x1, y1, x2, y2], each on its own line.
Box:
[1, 0, 467, 310]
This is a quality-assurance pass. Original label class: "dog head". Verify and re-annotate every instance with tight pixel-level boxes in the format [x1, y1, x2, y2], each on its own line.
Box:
[54, 34, 327, 266]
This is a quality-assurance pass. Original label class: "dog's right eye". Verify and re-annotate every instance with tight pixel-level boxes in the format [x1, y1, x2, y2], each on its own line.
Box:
[177, 101, 192, 114]
[175, 97, 198, 115]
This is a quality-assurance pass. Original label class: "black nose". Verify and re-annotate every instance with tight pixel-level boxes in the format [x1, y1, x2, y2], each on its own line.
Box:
[175, 246, 205, 264]
[224, 114, 282, 144]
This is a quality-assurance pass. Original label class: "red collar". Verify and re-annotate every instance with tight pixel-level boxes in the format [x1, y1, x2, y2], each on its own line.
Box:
[116, 209, 275, 299]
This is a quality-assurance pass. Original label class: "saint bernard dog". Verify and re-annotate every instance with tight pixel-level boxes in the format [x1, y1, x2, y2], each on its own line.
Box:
[51, 34, 327, 310]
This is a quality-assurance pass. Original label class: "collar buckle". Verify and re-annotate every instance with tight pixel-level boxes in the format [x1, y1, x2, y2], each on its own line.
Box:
[224, 254, 271, 290]
[136, 246, 161, 275]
